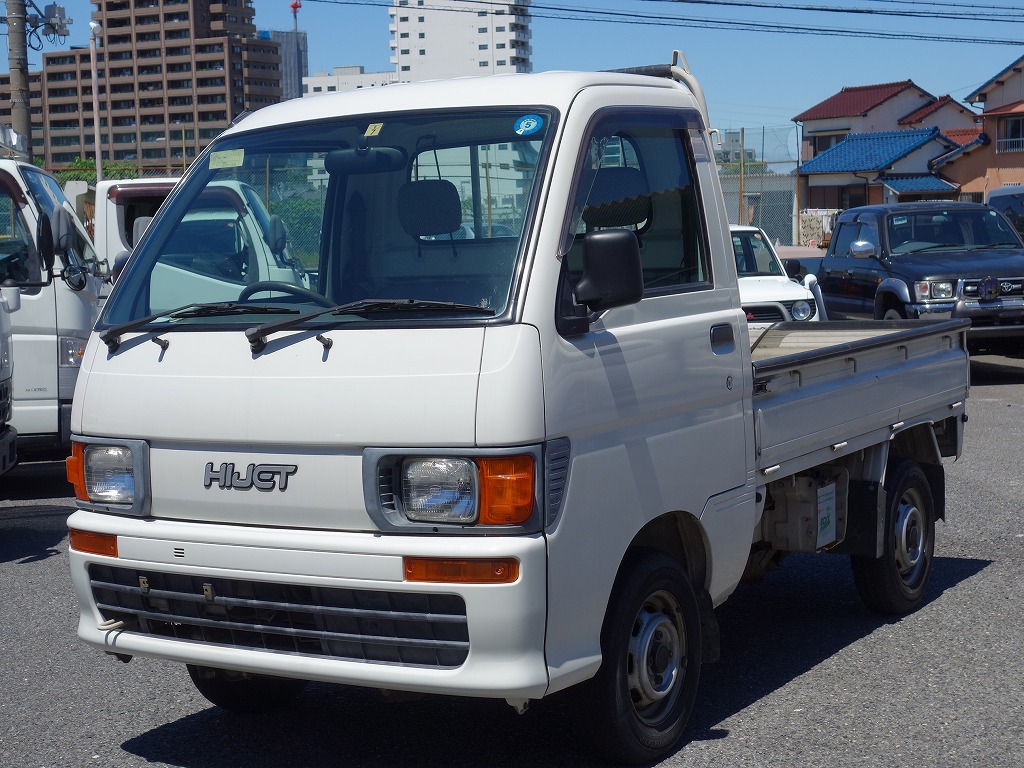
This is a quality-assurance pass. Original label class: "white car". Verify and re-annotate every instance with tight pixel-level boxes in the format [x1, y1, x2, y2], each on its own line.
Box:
[731, 225, 826, 339]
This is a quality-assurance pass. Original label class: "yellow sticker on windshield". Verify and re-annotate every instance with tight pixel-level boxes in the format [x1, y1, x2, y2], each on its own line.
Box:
[364, 123, 384, 137]
[209, 149, 245, 169]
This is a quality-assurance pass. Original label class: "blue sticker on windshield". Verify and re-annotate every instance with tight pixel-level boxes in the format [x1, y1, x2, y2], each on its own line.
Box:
[514, 114, 544, 136]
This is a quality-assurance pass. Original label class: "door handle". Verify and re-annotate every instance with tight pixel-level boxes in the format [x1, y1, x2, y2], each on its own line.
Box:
[710, 323, 735, 355]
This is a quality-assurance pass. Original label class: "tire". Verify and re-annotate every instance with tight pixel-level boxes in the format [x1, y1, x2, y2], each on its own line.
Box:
[851, 459, 935, 615]
[570, 550, 702, 765]
[186, 664, 308, 712]
[883, 306, 906, 320]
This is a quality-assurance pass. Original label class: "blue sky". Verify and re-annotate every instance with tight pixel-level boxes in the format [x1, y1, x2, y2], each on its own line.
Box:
[8, 0, 1024, 153]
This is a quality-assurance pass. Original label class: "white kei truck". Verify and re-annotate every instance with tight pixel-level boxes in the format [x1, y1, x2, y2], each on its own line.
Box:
[0, 159, 104, 455]
[66, 53, 970, 764]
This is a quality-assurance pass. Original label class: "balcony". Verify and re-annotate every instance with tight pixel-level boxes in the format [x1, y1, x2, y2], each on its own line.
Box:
[996, 138, 1024, 153]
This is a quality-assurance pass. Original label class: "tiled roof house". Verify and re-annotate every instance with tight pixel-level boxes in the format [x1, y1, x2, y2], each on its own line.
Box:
[798, 127, 960, 208]
[793, 81, 976, 162]
[935, 54, 1024, 198]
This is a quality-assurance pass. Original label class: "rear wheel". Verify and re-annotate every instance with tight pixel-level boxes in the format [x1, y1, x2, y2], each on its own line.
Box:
[570, 550, 702, 765]
[186, 665, 308, 712]
[851, 459, 935, 614]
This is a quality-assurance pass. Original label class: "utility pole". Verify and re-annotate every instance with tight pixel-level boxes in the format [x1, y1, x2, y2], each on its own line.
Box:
[7, 0, 31, 146]
[5, 2, 73, 160]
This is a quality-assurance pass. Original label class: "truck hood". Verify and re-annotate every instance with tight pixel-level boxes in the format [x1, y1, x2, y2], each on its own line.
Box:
[890, 249, 1024, 280]
[738, 275, 813, 303]
[74, 325, 544, 531]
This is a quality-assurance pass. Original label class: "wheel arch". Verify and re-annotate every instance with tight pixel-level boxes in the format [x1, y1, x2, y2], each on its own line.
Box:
[890, 422, 946, 520]
[616, 511, 720, 663]
[874, 279, 911, 318]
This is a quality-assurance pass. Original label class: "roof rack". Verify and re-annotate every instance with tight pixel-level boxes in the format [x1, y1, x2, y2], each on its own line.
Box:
[606, 50, 711, 132]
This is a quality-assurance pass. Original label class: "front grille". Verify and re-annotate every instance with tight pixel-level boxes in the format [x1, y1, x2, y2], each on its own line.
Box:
[89, 564, 470, 668]
[743, 305, 785, 323]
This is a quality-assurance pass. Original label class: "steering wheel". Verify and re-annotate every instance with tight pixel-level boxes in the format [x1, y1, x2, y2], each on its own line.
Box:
[238, 280, 334, 307]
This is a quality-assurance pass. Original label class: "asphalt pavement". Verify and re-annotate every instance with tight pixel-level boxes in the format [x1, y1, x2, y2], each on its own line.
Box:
[1, 356, 1022, 767]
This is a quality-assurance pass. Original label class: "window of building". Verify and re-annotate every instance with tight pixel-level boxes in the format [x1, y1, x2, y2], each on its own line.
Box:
[418, 15, 424, 21]
[998, 117, 1024, 153]
[497, 60, 506, 66]
[401, 65, 410, 71]
[479, 44, 488, 50]
[496, 43, 505, 48]
[401, 49, 409, 54]
[419, 49, 425, 55]
[399, 15, 408, 21]
[496, 26, 505, 31]
[418, 32, 425, 38]
[313, 86, 322, 92]
[400, 32, 409, 38]
[479, 61, 488, 67]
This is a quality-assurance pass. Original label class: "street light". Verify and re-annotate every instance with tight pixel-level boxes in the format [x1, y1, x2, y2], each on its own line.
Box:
[89, 20, 102, 182]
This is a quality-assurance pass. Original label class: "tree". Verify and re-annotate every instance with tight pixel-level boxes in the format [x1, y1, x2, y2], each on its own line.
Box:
[47, 156, 141, 185]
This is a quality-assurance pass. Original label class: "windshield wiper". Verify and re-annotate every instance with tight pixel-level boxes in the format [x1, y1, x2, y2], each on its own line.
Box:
[903, 243, 962, 254]
[246, 298, 496, 353]
[101, 302, 300, 353]
[967, 241, 1021, 250]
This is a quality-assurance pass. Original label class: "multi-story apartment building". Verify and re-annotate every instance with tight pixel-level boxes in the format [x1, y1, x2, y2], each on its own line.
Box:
[389, 0, 532, 81]
[0, 0, 282, 172]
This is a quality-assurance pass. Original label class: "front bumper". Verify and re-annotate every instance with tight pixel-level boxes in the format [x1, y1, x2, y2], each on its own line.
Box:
[68, 510, 550, 699]
[910, 299, 1024, 337]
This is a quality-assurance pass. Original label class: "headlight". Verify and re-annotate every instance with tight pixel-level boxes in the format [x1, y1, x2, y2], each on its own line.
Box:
[84, 445, 135, 504]
[399, 455, 535, 525]
[402, 458, 477, 523]
[915, 281, 954, 301]
[67, 438, 149, 515]
[791, 300, 812, 321]
[59, 336, 87, 368]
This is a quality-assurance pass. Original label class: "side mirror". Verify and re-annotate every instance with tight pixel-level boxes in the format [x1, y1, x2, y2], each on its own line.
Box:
[62, 264, 89, 292]
[784, 259, 802, 279]
[51, 207, 73, 255]
[36, 212, 55, 274]
[267, 214, 288, 256]
[573, 230, 644, 312]
[111, 250, 131, 283]
[850, 240, 877, 259]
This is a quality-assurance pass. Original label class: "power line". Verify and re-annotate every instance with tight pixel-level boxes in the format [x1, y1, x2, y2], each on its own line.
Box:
[308, 0, 1024, 44]
[639, 0, 1024, 23]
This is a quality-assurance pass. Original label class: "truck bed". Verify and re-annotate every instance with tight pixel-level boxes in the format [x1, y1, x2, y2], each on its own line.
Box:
[750, 320, 970, 479]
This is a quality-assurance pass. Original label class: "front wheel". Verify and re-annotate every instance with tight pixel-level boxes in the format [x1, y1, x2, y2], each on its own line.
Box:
[186, 665, 308, 712]
[882, 306, 906, 320]
[851, 459, 935, 614]
[570, 550, 702, 765]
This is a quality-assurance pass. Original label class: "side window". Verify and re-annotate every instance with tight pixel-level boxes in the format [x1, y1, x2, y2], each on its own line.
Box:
[0, 192, 37, 285]
[829, 222, 859, 257]
[857, 220, 879, 251]
[565, 112, 708, 295]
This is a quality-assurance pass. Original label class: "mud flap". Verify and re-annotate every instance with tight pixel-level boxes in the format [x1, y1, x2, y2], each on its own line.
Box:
[830, 479, 885, 558]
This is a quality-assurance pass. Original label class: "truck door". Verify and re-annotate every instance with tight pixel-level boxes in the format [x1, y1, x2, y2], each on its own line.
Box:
[549, 108, 749, 531]
[844, 218, 883, 320]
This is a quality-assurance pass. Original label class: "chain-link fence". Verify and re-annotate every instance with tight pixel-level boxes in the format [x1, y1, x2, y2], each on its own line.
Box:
[715, 126, 799, 246]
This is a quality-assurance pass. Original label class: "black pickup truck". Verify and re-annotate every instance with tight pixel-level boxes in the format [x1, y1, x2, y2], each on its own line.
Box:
[816, 201, 1024, 354]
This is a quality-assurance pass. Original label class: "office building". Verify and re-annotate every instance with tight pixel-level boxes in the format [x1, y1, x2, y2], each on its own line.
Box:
[389, 0, 532, 82]
[0, 0, 282, 171]
[262, 28, 307, 101]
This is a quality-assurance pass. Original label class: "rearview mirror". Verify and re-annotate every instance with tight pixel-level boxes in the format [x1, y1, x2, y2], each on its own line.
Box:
[850, 240, 877, 259]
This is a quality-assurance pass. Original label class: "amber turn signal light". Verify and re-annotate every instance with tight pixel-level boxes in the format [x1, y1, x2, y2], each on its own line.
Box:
[403, 557, 519, 584]
[69, 529, 118, 558]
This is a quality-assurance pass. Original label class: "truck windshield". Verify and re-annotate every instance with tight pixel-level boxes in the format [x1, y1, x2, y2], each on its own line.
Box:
[102, 109, 553, 329]
[887, 208, 1023, 254]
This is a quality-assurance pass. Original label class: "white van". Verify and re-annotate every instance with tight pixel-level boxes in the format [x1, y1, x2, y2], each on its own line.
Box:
[0, 159, 104, 455]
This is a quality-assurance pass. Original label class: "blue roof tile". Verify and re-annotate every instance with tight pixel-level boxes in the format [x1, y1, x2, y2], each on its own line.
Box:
[799, 127, 948, 174]
[879, 175, 958, 193]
